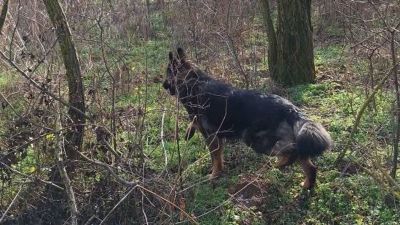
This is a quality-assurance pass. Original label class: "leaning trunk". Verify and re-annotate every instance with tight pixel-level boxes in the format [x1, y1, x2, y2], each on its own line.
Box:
[43, 0, 86, 161]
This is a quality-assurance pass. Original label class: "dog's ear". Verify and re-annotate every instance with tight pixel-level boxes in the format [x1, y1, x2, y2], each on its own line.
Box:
[177, 47, 186, 62]
[169, 51, 174, 61]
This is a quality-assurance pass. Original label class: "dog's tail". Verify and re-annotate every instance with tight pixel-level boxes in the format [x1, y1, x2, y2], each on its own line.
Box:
[294, 119, 332, 158]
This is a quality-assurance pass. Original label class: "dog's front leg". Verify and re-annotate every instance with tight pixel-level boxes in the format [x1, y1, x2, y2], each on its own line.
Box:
[206, 135, 224, 179]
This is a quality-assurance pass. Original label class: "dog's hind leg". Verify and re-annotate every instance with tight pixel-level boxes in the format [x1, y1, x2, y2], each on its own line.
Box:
[276, 153, 297, 169]
[271, 140, 297, 169]
[299, 158, 317, 189]
[206, 135, 224, 179]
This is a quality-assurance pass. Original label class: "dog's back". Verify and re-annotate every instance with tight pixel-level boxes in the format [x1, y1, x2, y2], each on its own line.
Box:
[193, 80, 332, 157]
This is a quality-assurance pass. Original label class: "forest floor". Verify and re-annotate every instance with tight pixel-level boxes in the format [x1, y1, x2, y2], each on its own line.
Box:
[107, 40, 399, 224]
[1, 7, 399, 225]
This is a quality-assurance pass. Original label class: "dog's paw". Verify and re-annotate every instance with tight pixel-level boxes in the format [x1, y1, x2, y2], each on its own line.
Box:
[301, 179, 315, 190]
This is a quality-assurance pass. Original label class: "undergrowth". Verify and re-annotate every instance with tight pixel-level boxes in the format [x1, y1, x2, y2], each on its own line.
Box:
[1, 10, 399, 225]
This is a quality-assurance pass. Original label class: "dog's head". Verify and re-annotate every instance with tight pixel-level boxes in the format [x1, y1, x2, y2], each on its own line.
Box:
[163, 48, 193, 95]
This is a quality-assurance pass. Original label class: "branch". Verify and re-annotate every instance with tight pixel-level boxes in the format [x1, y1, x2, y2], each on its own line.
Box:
[56, 135, 78, 225]
[0, 162, 64, 190]
[77, 151, 138, 187]
[336, 64, 397, 163]
[138, 185, 199, 225]
[0, 50, 92, 121]
[99, 185, 139, 225]
[0, 186, 23, 223]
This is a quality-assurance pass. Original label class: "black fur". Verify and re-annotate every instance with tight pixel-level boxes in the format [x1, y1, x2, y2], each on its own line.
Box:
[163, 49, 332, 158]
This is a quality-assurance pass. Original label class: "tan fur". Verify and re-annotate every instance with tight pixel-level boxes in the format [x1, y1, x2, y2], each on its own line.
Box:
[299, 158, 317, 189]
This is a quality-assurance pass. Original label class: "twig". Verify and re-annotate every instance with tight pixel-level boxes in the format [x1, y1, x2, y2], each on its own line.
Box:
[55, 134, 78, 225]
[77, 151, 138, 186]
[0, 162, 63, 190]
[99, 185, 139, 225]
[175, 179, 259, 224]
[161, 109, 168, 167]
[8, 0, 22, 60]
[56, 116, 78, 225]
[83, 215, 101, 225]
[0, 186, 23, 223]
[96, 2, 117, 152]
[336, 65, 396, 163]
[138, 185, 199, 225]
[0, 50, 92, 121]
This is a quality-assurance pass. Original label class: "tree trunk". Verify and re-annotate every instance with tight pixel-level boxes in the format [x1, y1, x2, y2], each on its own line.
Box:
[43, 0, 85, 160]
[262, 0, 315, 86]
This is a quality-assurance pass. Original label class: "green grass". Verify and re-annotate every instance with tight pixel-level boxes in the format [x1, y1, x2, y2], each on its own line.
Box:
[0, 71, 16, 89]
[128, 39, 170, 78]
[315, 44, 347, 67]
[289, 82, 393, 145]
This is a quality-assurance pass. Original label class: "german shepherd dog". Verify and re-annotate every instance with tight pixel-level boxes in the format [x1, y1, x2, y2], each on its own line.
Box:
[163, 48, 332, 189]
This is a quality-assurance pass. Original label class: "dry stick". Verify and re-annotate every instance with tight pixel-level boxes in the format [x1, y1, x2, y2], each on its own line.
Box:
[161, 109, 168, 167]
[390, 30, 399, 178]
[336, 67, 395, 164]
[77, 151, 138, 186]
[184, 0, 199, 62]
[83, 215, 101, 225]
[175, 179, 259, 225]
[222, 32, 249, 89]
[99, 185, 139, 225]
[0, 50, 91, 122]
[141, 189, 150, 225]
[140, 43, 151, 225]
[97, 3, 117, 152]
[371, 160, 400, 192]
[173, 84, 185, 222]
[0, 186, 23, 223]
[224, 0, 249, 88]
[55, 101, 78, 225]
[56, 135, 78, 225]
[175, 92, 183, 189]
[0, 91, 20, 117]
[138, 185, 199, 225]
[347, 153, 400, 198]
[8, 0, 22, 60]
[368, 0, 400, 179]
[0, 162, 64, 190]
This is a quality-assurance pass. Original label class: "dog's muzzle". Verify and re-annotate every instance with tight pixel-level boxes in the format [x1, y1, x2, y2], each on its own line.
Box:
[163, 80, 176, 95]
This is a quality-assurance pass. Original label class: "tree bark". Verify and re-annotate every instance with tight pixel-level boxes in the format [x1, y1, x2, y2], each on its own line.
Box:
[0, 0, 9, 35]
[262, 0, 315, 86]
[260, 0, 277, 76]
[43, 0, 85, 160]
